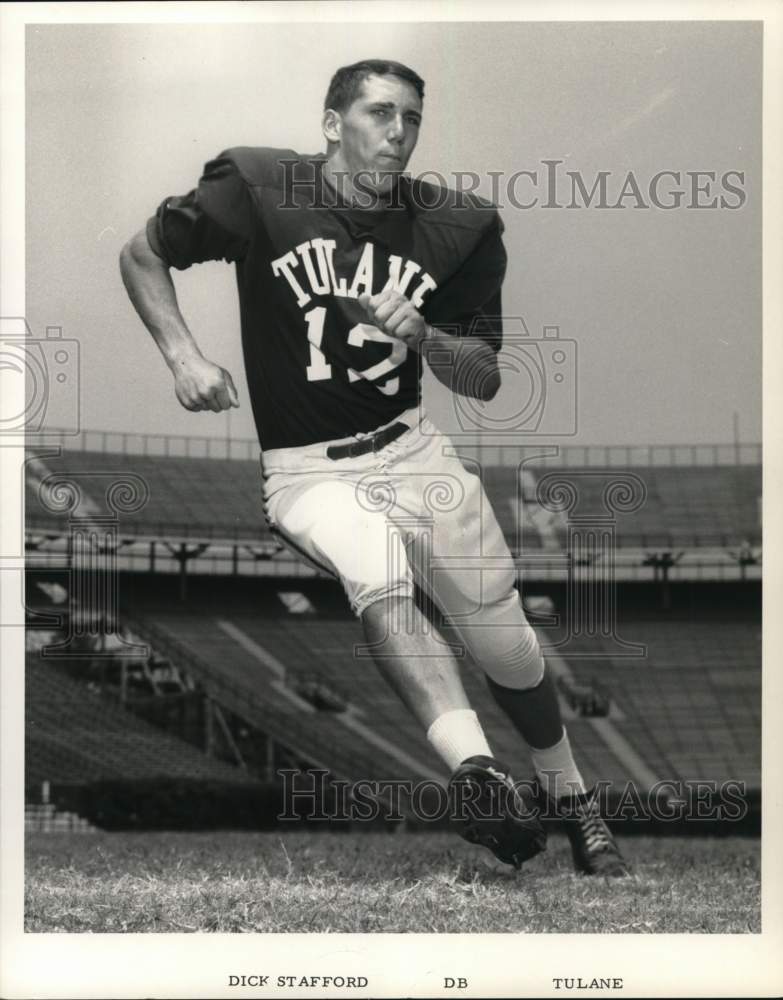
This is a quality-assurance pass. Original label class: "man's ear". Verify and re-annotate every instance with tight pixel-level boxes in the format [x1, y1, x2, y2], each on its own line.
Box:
[322, 108, 341, 144]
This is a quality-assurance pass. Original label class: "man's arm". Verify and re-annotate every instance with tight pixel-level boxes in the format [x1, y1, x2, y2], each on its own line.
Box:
[119, 229, 239, 413]
[358, 289, 500, 401]
[420, 325, 500, 401]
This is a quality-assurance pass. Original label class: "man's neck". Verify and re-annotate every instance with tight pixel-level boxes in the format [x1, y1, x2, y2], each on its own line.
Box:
[322, 153, 395, 211]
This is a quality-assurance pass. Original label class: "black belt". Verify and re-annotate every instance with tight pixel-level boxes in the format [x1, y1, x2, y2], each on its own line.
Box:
[326, 422, 408, 460]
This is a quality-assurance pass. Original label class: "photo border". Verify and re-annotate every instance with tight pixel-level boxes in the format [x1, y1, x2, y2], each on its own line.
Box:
[1, 2, 780, 997]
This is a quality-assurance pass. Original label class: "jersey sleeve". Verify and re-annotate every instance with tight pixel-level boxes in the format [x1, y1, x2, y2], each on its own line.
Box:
[423, 213, 507, 352]
[146, 152, 255, 270]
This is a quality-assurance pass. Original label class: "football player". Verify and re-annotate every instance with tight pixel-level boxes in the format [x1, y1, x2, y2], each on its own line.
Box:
[120, 59, 628, 876]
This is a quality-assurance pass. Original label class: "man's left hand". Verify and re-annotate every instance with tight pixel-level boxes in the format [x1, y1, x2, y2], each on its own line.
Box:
[359, 290, 430, 350]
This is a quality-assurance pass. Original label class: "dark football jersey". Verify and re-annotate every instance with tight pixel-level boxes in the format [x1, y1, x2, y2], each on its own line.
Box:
[147, 147, 507, 450]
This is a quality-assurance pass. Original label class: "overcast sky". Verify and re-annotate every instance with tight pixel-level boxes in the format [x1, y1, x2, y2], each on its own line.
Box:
[25, 19, 761, 448]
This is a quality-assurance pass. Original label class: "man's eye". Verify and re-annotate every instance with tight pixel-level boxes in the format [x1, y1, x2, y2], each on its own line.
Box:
[372, 109, 388, 118]
[405, 117, 421, 127]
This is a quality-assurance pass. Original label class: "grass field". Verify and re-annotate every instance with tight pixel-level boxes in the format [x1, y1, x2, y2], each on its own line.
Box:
[25, 830, 760, 933]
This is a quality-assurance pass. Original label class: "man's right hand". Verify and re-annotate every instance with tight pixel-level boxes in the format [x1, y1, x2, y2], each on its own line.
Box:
[173, 356, 240, 412]
[119, 229, 241, 414]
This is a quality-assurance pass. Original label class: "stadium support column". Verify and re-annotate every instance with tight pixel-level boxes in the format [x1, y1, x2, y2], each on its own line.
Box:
[642, 551, 684, 610]
[164, 542, 210, 601]
[264, 734, 275, 783]
[536, 471, 648, 661]
[203, 696, 215, 756]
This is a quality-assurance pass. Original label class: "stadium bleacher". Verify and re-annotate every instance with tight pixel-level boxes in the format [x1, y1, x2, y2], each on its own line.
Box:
[26, 451, 266, 541]
[25, 655, 262, 791]
[124, 591, 759, 793]
[133, 610, 437, 784]
[553, 619, 761, 788]
[23, 437, 762, 831]
[26, 450, 761, 549]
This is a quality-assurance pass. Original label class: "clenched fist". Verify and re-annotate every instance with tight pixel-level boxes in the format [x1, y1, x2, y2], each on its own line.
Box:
[358, 290, 431, 350]
[173, 355, 239, 413]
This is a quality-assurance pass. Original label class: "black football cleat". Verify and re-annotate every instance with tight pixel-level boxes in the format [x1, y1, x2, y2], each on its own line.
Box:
[553, 787, 631, 877]
[448, 755, 547, 869]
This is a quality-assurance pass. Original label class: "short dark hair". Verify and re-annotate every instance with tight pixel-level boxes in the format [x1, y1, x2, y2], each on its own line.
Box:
[324, 59, 425, 112]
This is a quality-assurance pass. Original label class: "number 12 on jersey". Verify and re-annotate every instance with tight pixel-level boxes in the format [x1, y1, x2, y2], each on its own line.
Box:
[304, 306, 407, 396]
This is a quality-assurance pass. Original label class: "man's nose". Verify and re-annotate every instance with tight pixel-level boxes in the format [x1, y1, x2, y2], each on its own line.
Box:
[387, 115, 405, 142]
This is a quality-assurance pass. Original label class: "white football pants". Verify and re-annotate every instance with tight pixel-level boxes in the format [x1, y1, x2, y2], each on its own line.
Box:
[261, 406, 544, 689]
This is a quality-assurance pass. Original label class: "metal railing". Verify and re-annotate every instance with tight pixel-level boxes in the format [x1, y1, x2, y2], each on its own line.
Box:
[25, 513, 276, 545]
[459, 441, 762, 468]
[25, 505, 762, 553]
[25, 541, 762, 583]
[31, 428, 256, 461]
[36, 428, 762, 468]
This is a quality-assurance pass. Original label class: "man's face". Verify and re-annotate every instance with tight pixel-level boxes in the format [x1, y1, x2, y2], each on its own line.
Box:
[329, 73, 422, 192]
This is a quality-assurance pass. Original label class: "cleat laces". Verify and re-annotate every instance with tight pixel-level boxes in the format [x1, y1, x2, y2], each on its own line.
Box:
[580, 812, 612, 853]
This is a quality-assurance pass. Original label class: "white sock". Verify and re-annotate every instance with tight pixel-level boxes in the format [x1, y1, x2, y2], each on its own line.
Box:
[529, 727, 587, 799]
[426, 709, 493, 771]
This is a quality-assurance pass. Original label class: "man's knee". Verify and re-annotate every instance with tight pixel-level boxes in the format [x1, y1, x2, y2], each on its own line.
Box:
[356, 585, 416, 622]
[460, 589, 545, 690]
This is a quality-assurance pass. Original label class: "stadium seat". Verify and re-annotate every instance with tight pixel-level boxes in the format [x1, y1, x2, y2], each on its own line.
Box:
[26, 452, 761, 549]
